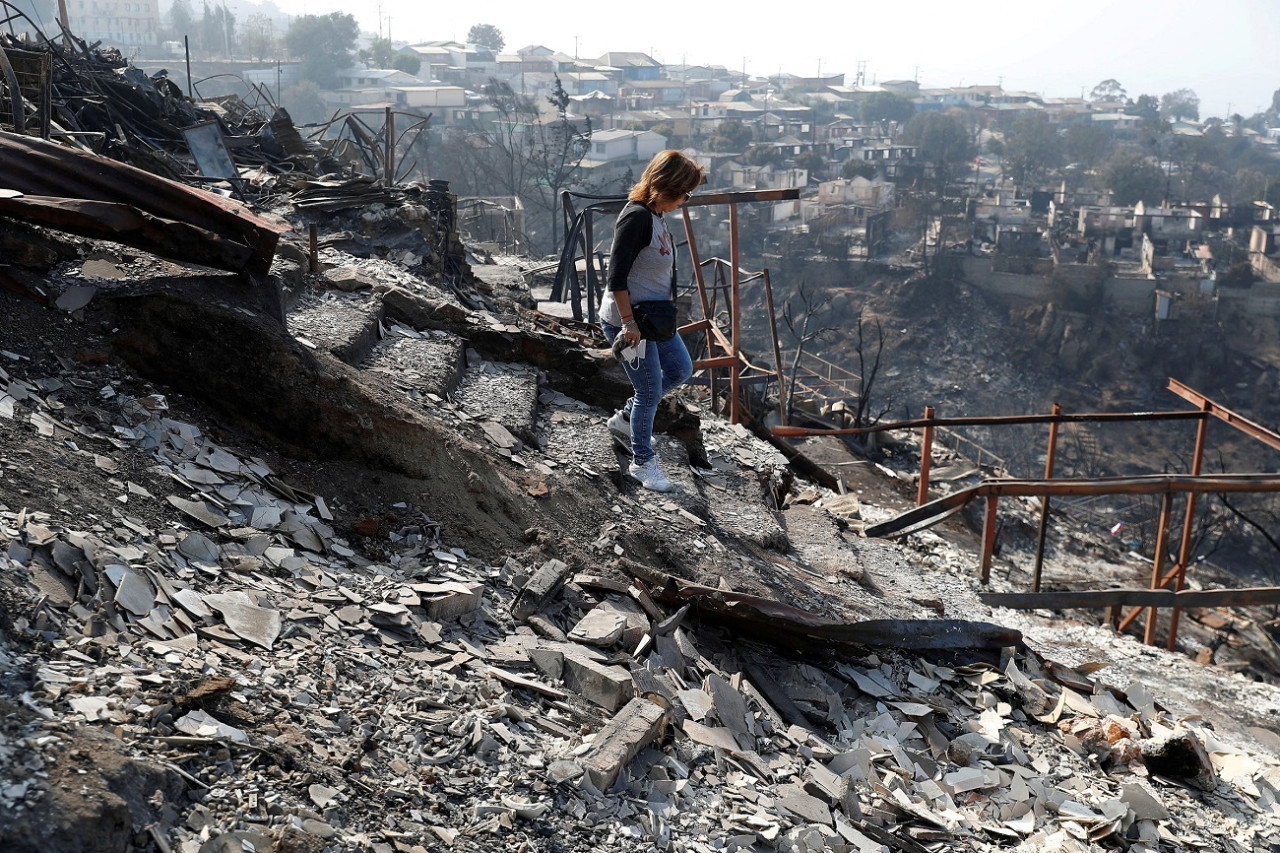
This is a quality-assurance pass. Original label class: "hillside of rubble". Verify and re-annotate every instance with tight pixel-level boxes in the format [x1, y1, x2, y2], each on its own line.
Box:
[3, 175, 1280, 853]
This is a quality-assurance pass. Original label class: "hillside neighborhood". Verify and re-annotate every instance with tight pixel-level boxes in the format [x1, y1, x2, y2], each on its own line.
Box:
[5, 7, 1280, 853]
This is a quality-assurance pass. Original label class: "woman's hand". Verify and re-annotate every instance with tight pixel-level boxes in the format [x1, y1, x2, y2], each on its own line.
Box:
[622, 319, 641, 346]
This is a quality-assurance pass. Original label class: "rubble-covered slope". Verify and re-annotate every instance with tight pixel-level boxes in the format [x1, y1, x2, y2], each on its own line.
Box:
[2, 224, 1280, 853]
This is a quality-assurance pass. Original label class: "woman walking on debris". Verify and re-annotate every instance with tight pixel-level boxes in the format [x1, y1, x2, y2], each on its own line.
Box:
[600, 149, 705, 493]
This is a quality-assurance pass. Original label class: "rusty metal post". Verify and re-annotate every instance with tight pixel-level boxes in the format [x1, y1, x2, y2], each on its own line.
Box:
[1167, 404, 1210, 651]
[308, 223, 318, 273]
[917, 406, 935, 506]
[980, 495, 998, 585]
[681, 207, 717, 409]
[762, 269, 787, 425]
[680, 207, 712, 324]
[728, 202, 742, 424]
[1144, 491, 1175, 646]
[1032, 403, 1063, 592]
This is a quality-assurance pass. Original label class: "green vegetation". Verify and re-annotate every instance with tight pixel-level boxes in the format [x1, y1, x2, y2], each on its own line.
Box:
[284, 13, 359, 89]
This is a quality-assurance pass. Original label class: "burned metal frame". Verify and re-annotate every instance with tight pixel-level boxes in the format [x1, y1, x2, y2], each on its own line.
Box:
[304, 107, 433, 187]
[850, 379, 1280, 650]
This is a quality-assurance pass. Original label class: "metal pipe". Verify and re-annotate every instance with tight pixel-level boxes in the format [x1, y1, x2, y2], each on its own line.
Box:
[917, 406, 935, 506]
[981, 495, 998, 585]
[728, 202, 741, 424]
[762, 269, 787, 426]
[384, 107, 394, 188]
[1032, 402, 1062, 591]
[1167, 399, 1210, 651]
[1144, 491, 1175, 646]
[771, 409, 1208, 439]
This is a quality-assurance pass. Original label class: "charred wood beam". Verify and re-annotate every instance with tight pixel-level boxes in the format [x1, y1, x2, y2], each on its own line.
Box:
[649, 575, 1020, 651]
[0, 193, 254, 271]
[0, 129, 284, 279]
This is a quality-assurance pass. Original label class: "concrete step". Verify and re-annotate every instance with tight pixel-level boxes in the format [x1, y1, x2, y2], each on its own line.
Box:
[286, 291, 384, 365]
[361, 326, 466, 404]
[453, 361, 541, 446]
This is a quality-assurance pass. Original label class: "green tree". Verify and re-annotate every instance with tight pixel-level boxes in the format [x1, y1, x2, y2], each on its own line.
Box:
[285, 13, 359, 89]
[859, 91, 914, 125]
[433, 76, 589, 253]
[1089, 79, 1127, 102]
[1232, 168, 1269, 204]
[1099, 151, 1166, 205]
[746, 143, 784, 167]
[705, 119, 752, 152]
[1064, 122, 1112, 169]
[467, 23, 504, 51]
[901, 108, 975, 192]
[239, 13, 275, 62]
[1160, 88, 1200, 121]
[1002, 112, 1062, 186]
[167, 0, 195, 40]
[391, 53, 421, 76]
[1131, 94, 1160, 121]
[1267, 88, 1280, 126]
[361, 36, 395, 68]
[200, 1, 234, 57]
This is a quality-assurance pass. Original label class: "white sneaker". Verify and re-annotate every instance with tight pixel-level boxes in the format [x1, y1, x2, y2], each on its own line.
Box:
[628, 458, 675, 493]
[607, 409, 631, 443]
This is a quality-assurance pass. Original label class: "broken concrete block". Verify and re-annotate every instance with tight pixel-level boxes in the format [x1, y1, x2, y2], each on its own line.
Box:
[323, 267, 376, 292]
[803, 760, 849, 809]
[569, 597, 650, 648]
[582, 698, 668, 791]
[562, 651, 633, 712]
[527, 642, 628, 710]
[512, 559, 569, 620]
[568, 605, 627, 647]
[776, 783, 833, 825]
[412, 581, 482, 621]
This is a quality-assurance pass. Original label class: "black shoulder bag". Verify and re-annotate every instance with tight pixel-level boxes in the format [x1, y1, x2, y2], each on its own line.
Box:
[631, 300, 679, 341]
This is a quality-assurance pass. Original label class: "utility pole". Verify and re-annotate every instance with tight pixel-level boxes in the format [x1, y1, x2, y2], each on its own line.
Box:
[221, 1, 231, 58]
[377, 5, 381, 39]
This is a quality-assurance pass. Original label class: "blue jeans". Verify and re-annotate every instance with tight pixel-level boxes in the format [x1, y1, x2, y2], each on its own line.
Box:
[601, 322, 693, 465]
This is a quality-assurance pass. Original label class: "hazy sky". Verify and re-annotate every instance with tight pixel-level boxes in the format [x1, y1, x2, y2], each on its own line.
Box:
[283, 0, 1279, 119]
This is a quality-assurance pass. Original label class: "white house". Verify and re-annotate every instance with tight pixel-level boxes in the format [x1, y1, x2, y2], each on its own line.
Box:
[583, 129, 667, 165]
[336, 68, 422, 90]
[816, 176, 895, 210]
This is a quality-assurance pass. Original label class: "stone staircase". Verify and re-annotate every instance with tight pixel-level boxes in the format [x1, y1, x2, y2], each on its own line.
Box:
[278, 267, 792, 555]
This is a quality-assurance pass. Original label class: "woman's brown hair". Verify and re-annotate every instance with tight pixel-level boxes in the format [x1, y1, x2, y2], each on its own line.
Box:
[628, 150, 706, 209]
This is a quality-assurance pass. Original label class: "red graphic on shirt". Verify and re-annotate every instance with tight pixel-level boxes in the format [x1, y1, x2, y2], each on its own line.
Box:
[657, 229, 672, 256]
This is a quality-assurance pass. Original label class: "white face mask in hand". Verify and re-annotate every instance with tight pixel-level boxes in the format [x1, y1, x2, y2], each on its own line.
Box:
[612, 336, 647, 369]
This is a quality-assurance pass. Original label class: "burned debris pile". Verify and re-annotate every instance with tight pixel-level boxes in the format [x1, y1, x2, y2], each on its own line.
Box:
[2, 23, 1280, 853]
